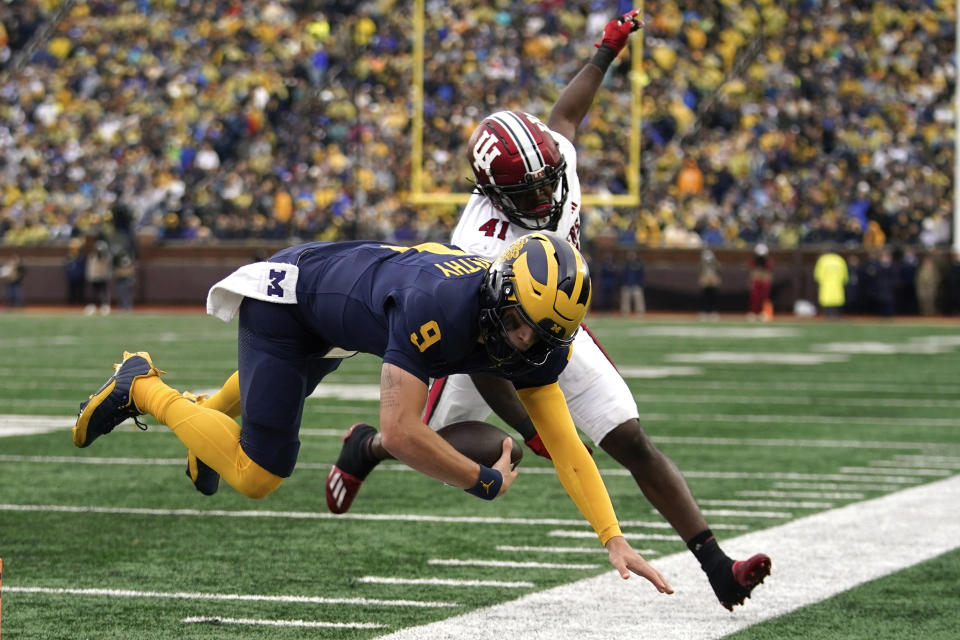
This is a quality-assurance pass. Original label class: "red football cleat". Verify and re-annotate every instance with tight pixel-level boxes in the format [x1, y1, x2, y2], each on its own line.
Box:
[325, 423, 379, 514]
[326, 465, 365, 514]
[719, 553, 771, 610]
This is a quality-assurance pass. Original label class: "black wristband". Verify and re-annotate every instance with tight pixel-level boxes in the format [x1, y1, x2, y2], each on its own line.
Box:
[465, 465, 502, 500]
[590, 44, 617, 71]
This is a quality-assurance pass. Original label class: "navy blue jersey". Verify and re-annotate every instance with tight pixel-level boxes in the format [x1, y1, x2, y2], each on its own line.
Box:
[268, 241, 567, 388]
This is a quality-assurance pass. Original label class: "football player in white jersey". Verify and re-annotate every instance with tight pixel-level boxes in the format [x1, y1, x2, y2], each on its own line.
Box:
[327, 8, 770, 610]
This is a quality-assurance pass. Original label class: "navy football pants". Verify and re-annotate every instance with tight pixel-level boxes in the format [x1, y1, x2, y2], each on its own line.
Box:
[236, 298, 343, 477]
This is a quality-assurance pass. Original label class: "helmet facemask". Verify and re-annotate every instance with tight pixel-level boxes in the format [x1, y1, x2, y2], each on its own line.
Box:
[479, 159, 569, 232]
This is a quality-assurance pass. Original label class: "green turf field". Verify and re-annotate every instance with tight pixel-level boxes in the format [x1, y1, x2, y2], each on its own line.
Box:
[1, 311, 958, 639]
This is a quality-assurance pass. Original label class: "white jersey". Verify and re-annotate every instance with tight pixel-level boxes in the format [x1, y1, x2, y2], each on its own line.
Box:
[429, 126, 639, 445]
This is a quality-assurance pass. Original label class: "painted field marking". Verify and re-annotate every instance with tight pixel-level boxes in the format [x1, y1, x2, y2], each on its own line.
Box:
[0, 503, 735, 531]
[634, 393, 960, 409]
[772, 481, 902, 492]
[615, 366, 702, 378]
[871, 460, 960, 471]
[698, 498, 832, 509]
[5, 586, 457, 608]
[626, 326, 801, 338]
[549, 530, 698, 542]
[838, 466, 950, 477]
[736, 490, 865, 500]
[638, 412, 960, 428]
[8, 414, 960, 442]
[427, 558, 603, 571]
[621, 379, 960, 393]
[428, 559, 600, 570]
[699, 509, 792, 518]
[181, 617, 385, 629]
[495, 545, 647, 555]
[2, 446, 934, 487]
[357, 577, 534, 588]
[651, 436, 956, 450]
[814, 338, 960, 354]
[665, 352, 849, 365]
[376, 473, 960, 640]
[0, 453, 931, 488]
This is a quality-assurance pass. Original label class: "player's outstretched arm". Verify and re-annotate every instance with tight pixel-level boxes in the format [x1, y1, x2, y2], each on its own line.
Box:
[379, 363, 518, 497]
[547, 8, 644, 142]
[606, 535, 674, 593]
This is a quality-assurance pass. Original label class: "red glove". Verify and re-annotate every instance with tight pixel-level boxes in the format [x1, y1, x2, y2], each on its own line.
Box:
[525, 433, 552, 460]
[595, 8, 644, 54]
[525, 433, 594, 459]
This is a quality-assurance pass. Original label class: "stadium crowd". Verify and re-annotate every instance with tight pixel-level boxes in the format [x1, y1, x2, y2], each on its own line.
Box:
[0, 0, 955, 256]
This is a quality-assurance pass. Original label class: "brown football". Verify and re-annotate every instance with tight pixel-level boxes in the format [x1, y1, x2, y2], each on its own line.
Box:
[437, 420, 523, 469]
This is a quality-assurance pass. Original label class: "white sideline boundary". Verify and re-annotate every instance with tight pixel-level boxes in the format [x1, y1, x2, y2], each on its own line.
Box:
[376, 474, 960, 640]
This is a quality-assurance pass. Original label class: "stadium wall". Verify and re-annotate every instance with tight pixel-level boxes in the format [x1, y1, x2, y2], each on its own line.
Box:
[5, 242, 947, 314]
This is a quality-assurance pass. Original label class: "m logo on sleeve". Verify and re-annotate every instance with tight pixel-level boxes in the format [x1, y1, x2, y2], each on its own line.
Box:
[267, 269, 287, 297]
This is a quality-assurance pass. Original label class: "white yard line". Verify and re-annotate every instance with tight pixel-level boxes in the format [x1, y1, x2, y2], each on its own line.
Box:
[181, 617, 386, 629]
[375, 474, 960, 640]
[495, 545, 632, 555]
[737, 490, 866, 500]
[0, 451, 934, 487]
[428, 559, 600, 570]
[637, 413, 960, 428]
[6, 586, 457, 608]
[357, 577, 534, 588]
[7, 415, 960, 441]
[0, 503, 739, 530]
[634, 393, 960, 409]
[622, 380, 960, 394]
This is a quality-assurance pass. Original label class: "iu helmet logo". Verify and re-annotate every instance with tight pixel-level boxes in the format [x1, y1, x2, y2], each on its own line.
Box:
[472, 130, 502, 178]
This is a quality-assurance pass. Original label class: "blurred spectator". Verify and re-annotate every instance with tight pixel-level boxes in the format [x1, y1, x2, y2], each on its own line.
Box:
[813, 252, 848, 319]
[2, 254, 26, 309]
[844, 254, 863, 315]
[85, 240, 112, 315]
[863, 250, 896, 317]
[619, 250, 646, 315]
[894, 247, 919, 315]
[944, 250, 960, 315]
[113, 252, 136, 311]
[915, 253, 941, 316]
[675, 157, 704, 197]
[747, 244, 772, 321]
[64, 239, 86, 306]
[593, 251, 620, 312]
[698, 249, 721, 320]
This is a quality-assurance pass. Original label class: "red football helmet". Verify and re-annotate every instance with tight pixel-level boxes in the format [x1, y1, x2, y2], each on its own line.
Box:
[467, 111, 569, 231]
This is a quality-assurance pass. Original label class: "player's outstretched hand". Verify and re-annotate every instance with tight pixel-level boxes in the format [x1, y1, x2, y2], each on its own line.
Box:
[605, 535, 674, 594]
[595, 8, 644, 54]
[492, 437, 519, 496]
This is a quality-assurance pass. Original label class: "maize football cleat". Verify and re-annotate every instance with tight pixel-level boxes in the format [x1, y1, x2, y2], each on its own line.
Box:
[326, 423, 379, 514]
[73, 351, 164, 448]
[709, 553, 772, 611]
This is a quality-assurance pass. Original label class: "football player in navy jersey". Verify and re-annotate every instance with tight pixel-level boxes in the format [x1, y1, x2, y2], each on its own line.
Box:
[72, 233, 673, 593]
[328, 9, 770, 611]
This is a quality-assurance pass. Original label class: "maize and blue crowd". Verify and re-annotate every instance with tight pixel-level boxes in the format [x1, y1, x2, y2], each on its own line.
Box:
[0, 0, 954, 253]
